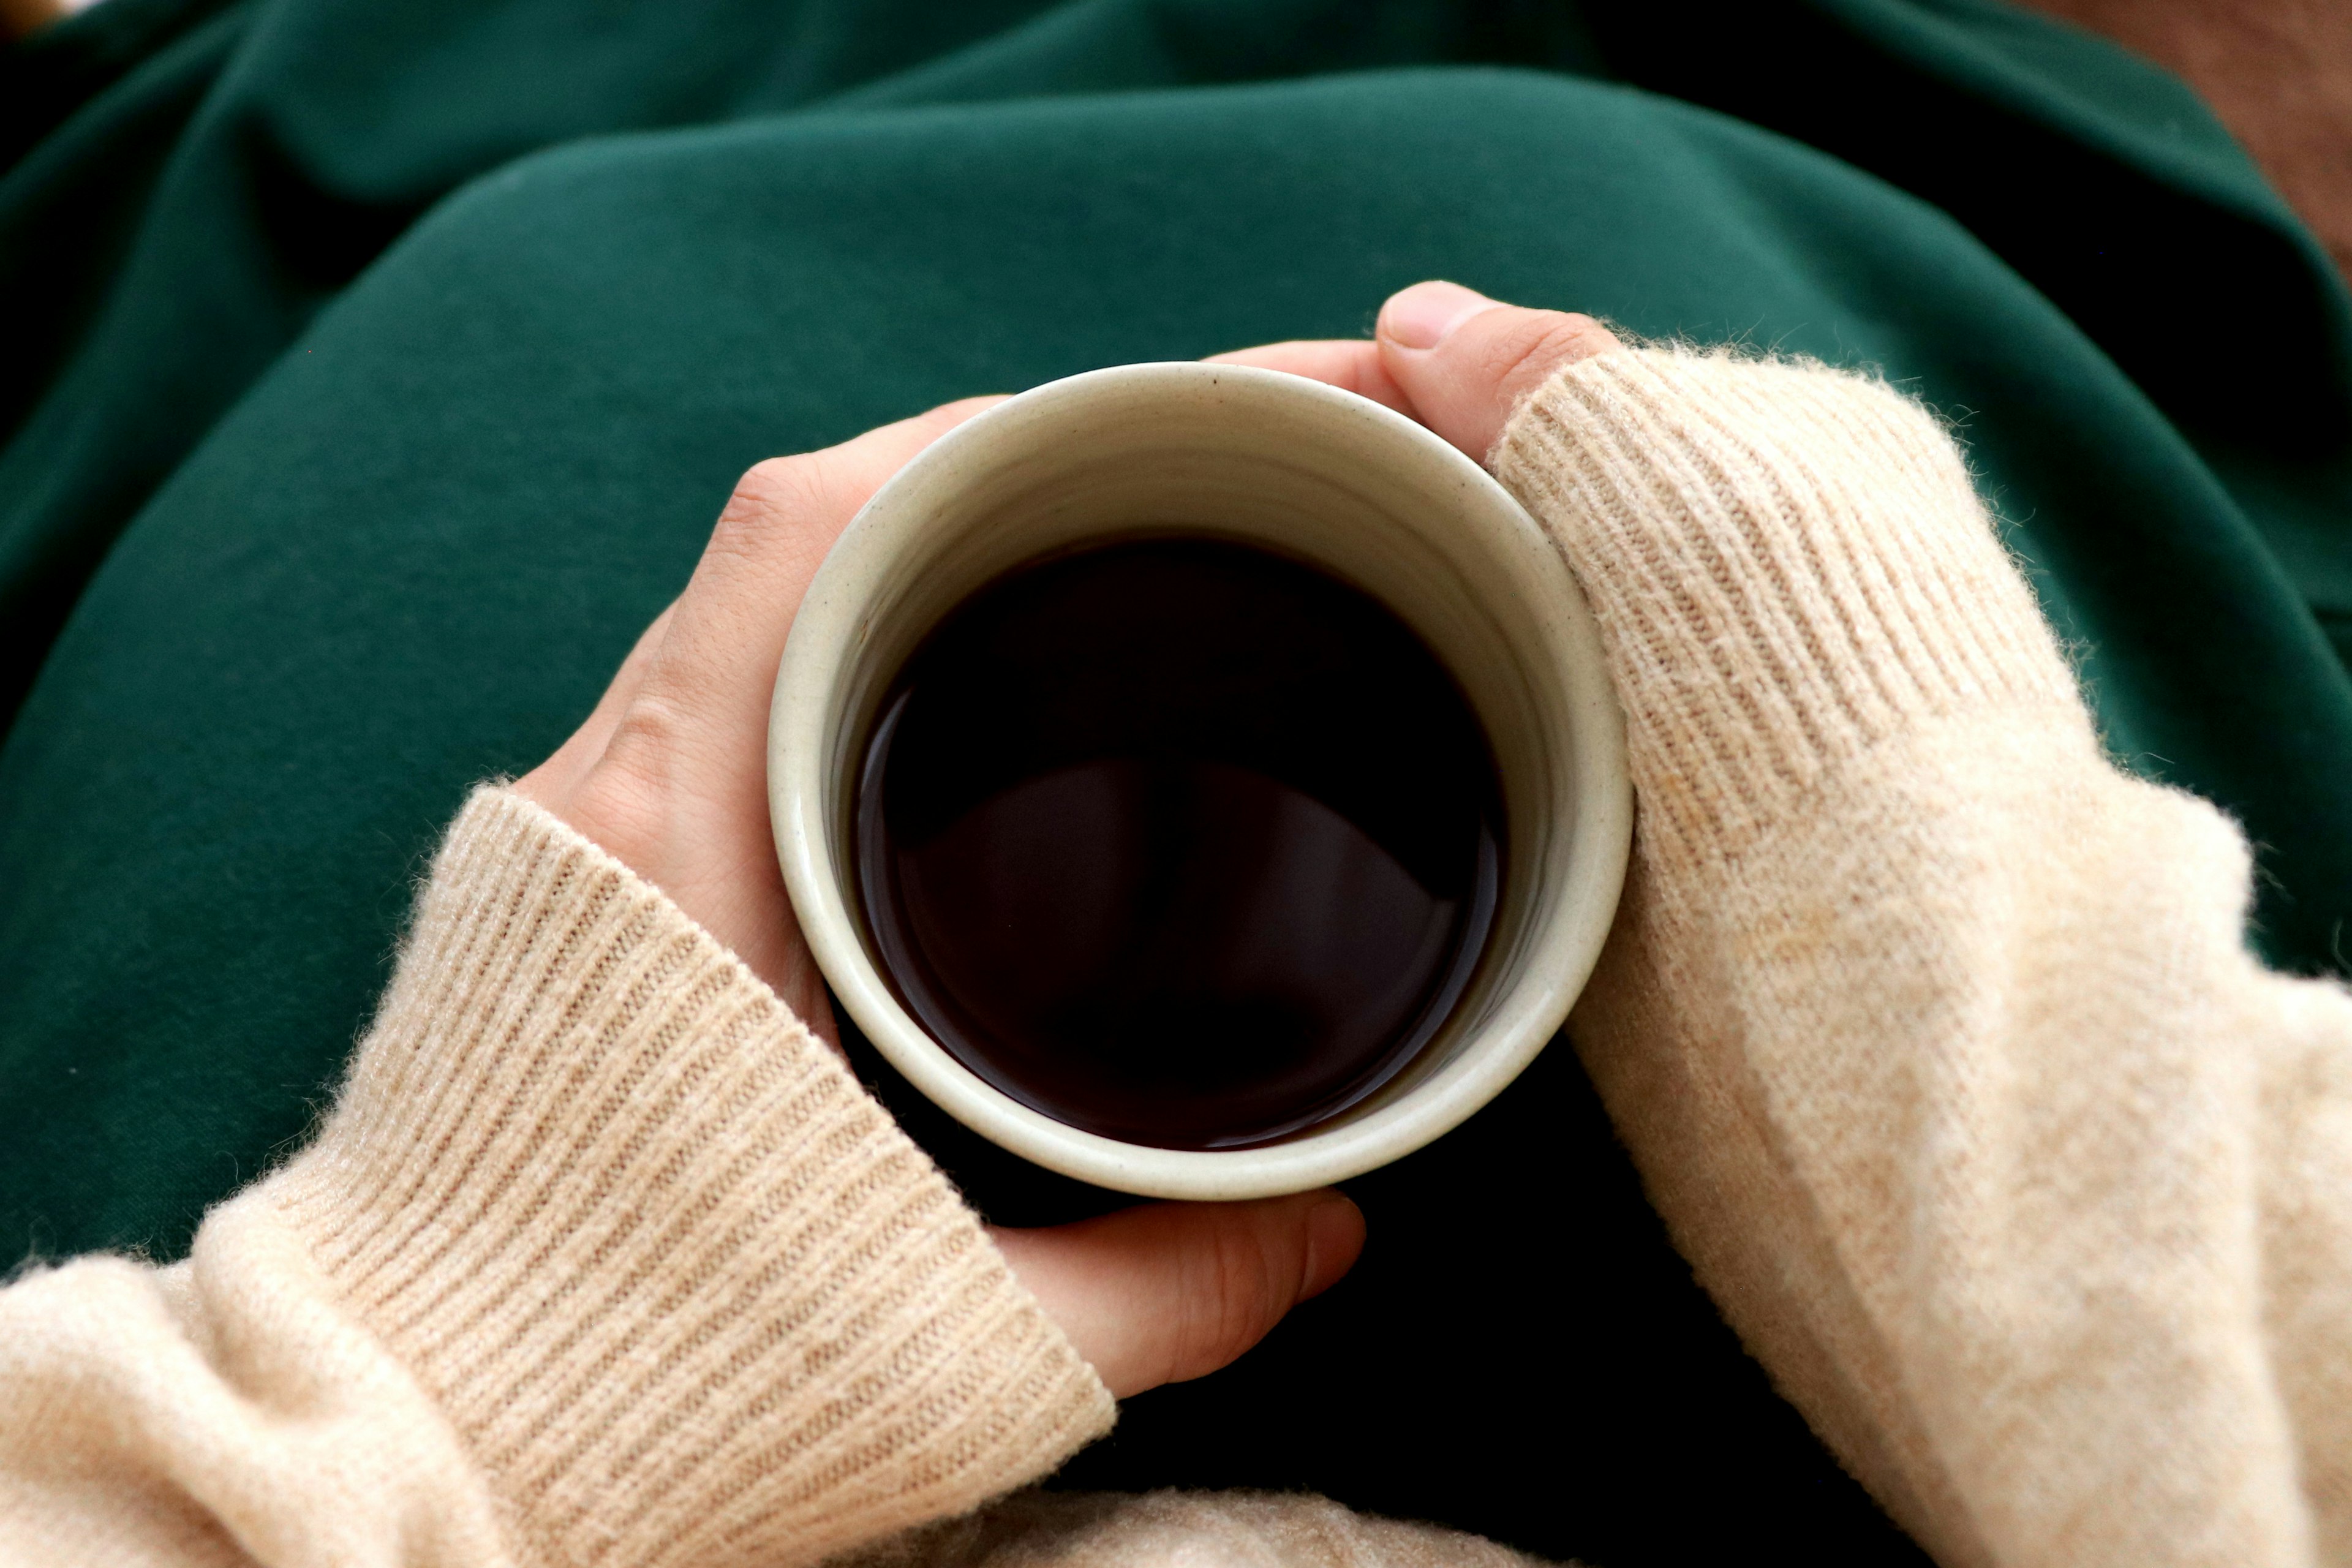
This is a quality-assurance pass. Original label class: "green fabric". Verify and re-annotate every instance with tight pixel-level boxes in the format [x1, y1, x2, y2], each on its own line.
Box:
[2, 1, 2348, 1561]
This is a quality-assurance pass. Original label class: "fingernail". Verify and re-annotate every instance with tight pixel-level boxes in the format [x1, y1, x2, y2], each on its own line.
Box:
[1379, 281, 1501, 351]
[1301, 1194, 1364, 1299]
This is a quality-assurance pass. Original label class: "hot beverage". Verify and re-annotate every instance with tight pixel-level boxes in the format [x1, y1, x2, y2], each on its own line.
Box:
[774, 362, 1629, 1194]
[853, 538, 1504, 1150]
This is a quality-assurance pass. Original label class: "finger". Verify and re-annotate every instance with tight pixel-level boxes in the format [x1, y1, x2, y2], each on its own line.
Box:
[992, 1191, 1365, 1399]
[581, 396, 1005, 850]
[654, 394, 1008, 718]
[543, 396, 1001, 1005]
[1205, 340, 1414, 415]
[1374, 280, 1623, 463]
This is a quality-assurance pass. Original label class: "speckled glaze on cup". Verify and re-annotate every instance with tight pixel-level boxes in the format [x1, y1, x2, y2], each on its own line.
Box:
[769, 363, 1629, 1201]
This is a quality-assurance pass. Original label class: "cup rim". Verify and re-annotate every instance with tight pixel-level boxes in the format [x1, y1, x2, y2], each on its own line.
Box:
[769, 361, 1629, 1200]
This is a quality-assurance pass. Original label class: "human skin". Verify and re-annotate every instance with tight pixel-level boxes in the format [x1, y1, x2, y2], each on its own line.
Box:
[2009, 0, 2352, 288]
[514, 279, 1615, 1400]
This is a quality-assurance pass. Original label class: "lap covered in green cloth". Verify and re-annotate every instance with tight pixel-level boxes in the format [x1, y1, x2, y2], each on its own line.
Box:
[2, 1, 2349, 1563]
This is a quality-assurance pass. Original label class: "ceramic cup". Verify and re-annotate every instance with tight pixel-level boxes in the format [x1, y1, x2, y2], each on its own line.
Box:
[768, 362, 1630, 1201]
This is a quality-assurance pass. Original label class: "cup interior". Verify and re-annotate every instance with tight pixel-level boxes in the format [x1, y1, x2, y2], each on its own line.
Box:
[771, 363, 1628, 1199]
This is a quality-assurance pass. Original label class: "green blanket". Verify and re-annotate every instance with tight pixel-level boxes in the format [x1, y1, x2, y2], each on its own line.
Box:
[4, 1, 2348, 1560]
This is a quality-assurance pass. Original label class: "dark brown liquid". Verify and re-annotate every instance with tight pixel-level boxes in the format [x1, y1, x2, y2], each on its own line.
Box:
[854, 539, 1502, 1150]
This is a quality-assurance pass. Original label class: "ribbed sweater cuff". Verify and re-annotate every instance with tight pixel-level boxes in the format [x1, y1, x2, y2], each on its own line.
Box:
[265, 787, 1114, 1568]
[1495, 346, 2094, 867]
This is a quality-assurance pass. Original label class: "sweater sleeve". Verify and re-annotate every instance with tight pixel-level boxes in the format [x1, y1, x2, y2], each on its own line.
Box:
[0, 787, 1115, 1568]
[1493, 347, 2352, 1568]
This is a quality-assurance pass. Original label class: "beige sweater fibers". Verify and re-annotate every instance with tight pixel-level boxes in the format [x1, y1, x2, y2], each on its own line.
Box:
[1498, 349, 2352, 1568]
[0, 788, 1113, 1567]
[0, 347, 2345, 1568]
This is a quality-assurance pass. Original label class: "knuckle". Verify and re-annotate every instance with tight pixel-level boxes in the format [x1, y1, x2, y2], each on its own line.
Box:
[561, 707, 687, 869]
[1177, 1219, 1287, 1378]
[715, 453, 838, 543]
[1484, 311, 1613, 402]
[608, 685, 693, 749]
[701, 453, 848, 594]
[595, 693, 692, 792]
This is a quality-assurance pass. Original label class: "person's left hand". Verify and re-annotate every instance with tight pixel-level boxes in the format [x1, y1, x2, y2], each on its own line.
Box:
[514, 395, 1364, 1401]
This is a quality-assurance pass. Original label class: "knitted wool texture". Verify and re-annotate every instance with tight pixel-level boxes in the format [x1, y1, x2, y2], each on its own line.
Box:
[0, 347, 2347, 1568]
[0, 788, 1114, 1567]
[835, 1489, 1558, 1567]
[1497, 349, 2352, 1568]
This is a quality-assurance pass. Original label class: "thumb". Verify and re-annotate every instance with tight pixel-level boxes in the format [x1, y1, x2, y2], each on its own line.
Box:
[993, 1191, 1365, 1399]
[1376, 280, 1623, 464]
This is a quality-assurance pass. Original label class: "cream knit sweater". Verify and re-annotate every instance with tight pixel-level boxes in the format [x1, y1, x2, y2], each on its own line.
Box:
[2, 348, 2346, 1568]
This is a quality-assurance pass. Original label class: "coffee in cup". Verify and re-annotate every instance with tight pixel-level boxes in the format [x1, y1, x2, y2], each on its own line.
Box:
[769, 362, 1628, 1200]
[854, 536, 1504, 1152]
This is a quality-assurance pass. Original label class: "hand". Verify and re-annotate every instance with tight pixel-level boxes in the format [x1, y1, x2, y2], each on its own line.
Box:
[513, 398, 1359, 1401]
[517, 398, 1001, 1034]
[1003, 284, 1624, 1393]
[514, 279, 1612, 1400]
[1208, 277, 1623, 459]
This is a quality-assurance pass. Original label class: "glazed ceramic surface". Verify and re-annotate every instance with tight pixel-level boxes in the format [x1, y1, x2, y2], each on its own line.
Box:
[769, 362, 1629, 1199]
